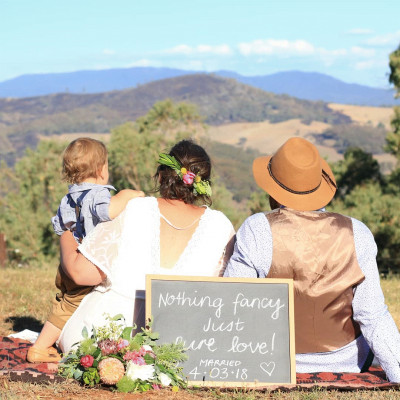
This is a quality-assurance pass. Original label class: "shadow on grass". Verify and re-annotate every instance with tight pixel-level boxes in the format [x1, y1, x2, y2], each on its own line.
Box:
[5, 316, 43, 332]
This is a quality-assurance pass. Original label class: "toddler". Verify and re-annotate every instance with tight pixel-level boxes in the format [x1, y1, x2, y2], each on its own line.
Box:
[27, 137, 143, 362]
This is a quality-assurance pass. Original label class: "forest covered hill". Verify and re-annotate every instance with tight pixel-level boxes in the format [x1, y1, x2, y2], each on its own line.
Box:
[0, 74, 351, 164]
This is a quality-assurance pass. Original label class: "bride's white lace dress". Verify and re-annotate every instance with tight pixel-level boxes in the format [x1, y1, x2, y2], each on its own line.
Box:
[59, 197, 234, 352]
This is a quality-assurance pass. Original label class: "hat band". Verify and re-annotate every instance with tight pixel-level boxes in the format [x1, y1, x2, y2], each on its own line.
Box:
[268, 158, 324, 195]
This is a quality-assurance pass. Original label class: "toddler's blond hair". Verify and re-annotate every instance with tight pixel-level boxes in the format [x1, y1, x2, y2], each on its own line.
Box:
[62, 138, 108, 184]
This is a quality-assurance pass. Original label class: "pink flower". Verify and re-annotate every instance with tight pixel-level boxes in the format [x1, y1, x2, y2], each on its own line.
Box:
[123, 349, 145, 365]
[152, 384, 161, 390]
[182, 172, 195, 185]
[98, 339, 118, 356]
[80, 355, 94, 368]
[117, 339, 129, 351]
[133, 356, 146, 366]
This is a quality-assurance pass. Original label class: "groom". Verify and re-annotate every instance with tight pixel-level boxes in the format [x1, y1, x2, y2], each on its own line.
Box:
[224, 137, 400, 382]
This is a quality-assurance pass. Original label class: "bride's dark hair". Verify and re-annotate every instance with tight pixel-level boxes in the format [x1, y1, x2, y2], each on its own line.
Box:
[155, 139, 212, 205]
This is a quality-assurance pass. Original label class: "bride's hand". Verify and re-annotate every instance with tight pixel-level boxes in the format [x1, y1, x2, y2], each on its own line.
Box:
[60, 231, 105, 286]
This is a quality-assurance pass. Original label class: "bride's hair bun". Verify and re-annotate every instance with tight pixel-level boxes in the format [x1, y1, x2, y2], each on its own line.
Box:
[155, 139, 212, 205]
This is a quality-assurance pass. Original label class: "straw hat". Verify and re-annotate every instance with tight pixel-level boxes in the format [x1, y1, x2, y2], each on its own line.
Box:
[252, 137, 337, 211]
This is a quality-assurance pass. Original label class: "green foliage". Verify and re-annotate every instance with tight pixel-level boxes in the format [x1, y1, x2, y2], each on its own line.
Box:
[108, 122, 164, 192]
[385, 106, 400, 164]
[116, 376, 136, 392]
[331, 147, 382, 198]
[152, 342, 188, 370]
[79, 338, 98, 356]
[313, 123, 387, 155]
[210, 177, 248, 230]
[389, 45, 400, 96]
[0, 140, 67, 262]
[247, 191, 271, 214]
[108, 100, 200, 193]
[204, 140, 261, 202]
[330, 182, 400, 274]
[386, 45, 400, 166]
[82, 367, 100, 387]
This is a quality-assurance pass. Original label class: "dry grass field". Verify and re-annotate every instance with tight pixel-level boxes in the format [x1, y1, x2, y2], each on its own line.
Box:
[207, 103, 396, 167]
[328, 104, 394, 129]
[40, 103, 395, 168]
[1, 263, 400, 399]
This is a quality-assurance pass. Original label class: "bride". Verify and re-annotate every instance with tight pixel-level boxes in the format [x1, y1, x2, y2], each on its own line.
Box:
[58, 140, 235, 352]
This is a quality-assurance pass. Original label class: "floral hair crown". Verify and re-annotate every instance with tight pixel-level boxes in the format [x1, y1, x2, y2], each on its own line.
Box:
[158, 153, 212, 196]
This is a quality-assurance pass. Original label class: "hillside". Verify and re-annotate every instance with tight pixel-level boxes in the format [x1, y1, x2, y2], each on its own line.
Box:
[216, 70, 400, 107]
[0, 74, 350, 163]
[1, 67, 399, 107]
[208, 103, 396, 171]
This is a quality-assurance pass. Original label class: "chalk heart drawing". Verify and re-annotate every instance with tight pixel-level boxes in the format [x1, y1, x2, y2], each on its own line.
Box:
[260, 361, 276, 376]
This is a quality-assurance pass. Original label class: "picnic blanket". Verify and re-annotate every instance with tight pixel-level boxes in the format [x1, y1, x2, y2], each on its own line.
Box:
[0, 336, 399, 390]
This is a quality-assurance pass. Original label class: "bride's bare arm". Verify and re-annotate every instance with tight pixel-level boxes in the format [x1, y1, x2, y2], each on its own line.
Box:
[60, 231, 105, 286]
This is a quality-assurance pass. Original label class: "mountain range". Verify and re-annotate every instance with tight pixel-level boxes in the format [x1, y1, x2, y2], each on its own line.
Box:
[0, 67, 398, 107]
[0, 74, 351, 164]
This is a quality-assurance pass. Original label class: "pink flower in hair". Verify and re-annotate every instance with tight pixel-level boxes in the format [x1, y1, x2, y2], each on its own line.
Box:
[182, 171, 195, 185]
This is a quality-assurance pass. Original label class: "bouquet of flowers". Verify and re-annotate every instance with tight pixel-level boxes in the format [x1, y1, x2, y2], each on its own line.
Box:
[59, 314, 187, 393]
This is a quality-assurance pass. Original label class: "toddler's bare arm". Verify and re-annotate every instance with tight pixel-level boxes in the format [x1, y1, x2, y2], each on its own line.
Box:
[109, 189, 144, 219]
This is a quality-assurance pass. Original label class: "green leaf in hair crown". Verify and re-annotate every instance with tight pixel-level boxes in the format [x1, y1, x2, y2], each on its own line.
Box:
[193, 180, 212, 196]
[157, 154, 182, 176]
[158, 152, 212, 196]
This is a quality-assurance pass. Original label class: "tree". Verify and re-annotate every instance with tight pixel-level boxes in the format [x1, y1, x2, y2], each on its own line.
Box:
[0, 140, 67, 262]
[330, 147, 382, 199]
[329, 182, 400, 274]
[386, 45, 400, 165]
[108, 100, 204, 193]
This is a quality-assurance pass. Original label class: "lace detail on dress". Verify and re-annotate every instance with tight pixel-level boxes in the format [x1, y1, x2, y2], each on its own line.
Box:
[148, 197, 161, 274]
[79, 208, 127, 291]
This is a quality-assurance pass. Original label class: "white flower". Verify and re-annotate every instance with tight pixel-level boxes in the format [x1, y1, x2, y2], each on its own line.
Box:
[159, 372, 172, 386]
[142, 345, 152, 352]
[125, 361, 155, 381]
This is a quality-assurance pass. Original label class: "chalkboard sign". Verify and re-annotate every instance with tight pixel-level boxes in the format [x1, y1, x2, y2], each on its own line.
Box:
[146, 275, 295, 387]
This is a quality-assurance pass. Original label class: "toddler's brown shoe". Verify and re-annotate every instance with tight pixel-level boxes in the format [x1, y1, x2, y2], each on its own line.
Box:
[26, 346, 61, 363]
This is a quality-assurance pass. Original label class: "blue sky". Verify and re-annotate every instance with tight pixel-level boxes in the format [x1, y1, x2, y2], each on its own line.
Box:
[1, 0, 400, 87]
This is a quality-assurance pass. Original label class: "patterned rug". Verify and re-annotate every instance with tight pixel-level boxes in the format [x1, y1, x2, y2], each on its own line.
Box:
[0, 336, 399, 390]
[0, 336, 63, 383]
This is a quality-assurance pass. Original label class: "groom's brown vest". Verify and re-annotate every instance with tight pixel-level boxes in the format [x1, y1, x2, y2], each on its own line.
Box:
[266, 208, 365, 353]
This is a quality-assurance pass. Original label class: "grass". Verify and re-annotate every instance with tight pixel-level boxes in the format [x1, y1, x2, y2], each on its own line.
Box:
[1, 263, 400, 399]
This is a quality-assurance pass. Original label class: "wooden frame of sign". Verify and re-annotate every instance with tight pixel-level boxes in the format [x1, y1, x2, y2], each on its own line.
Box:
[146, 275, 295, 387]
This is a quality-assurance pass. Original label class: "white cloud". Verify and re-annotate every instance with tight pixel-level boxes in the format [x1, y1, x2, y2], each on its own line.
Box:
[347, 28, 374, 35]
[165, 44, 232, 55]
[166, 44, 193, 55]
[350, 46, 375, 57]
[364, 30, 400, 46]
[238, 39, 315, 56]
[354, 59, 387, 70]
[102, 49, 115, 55]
